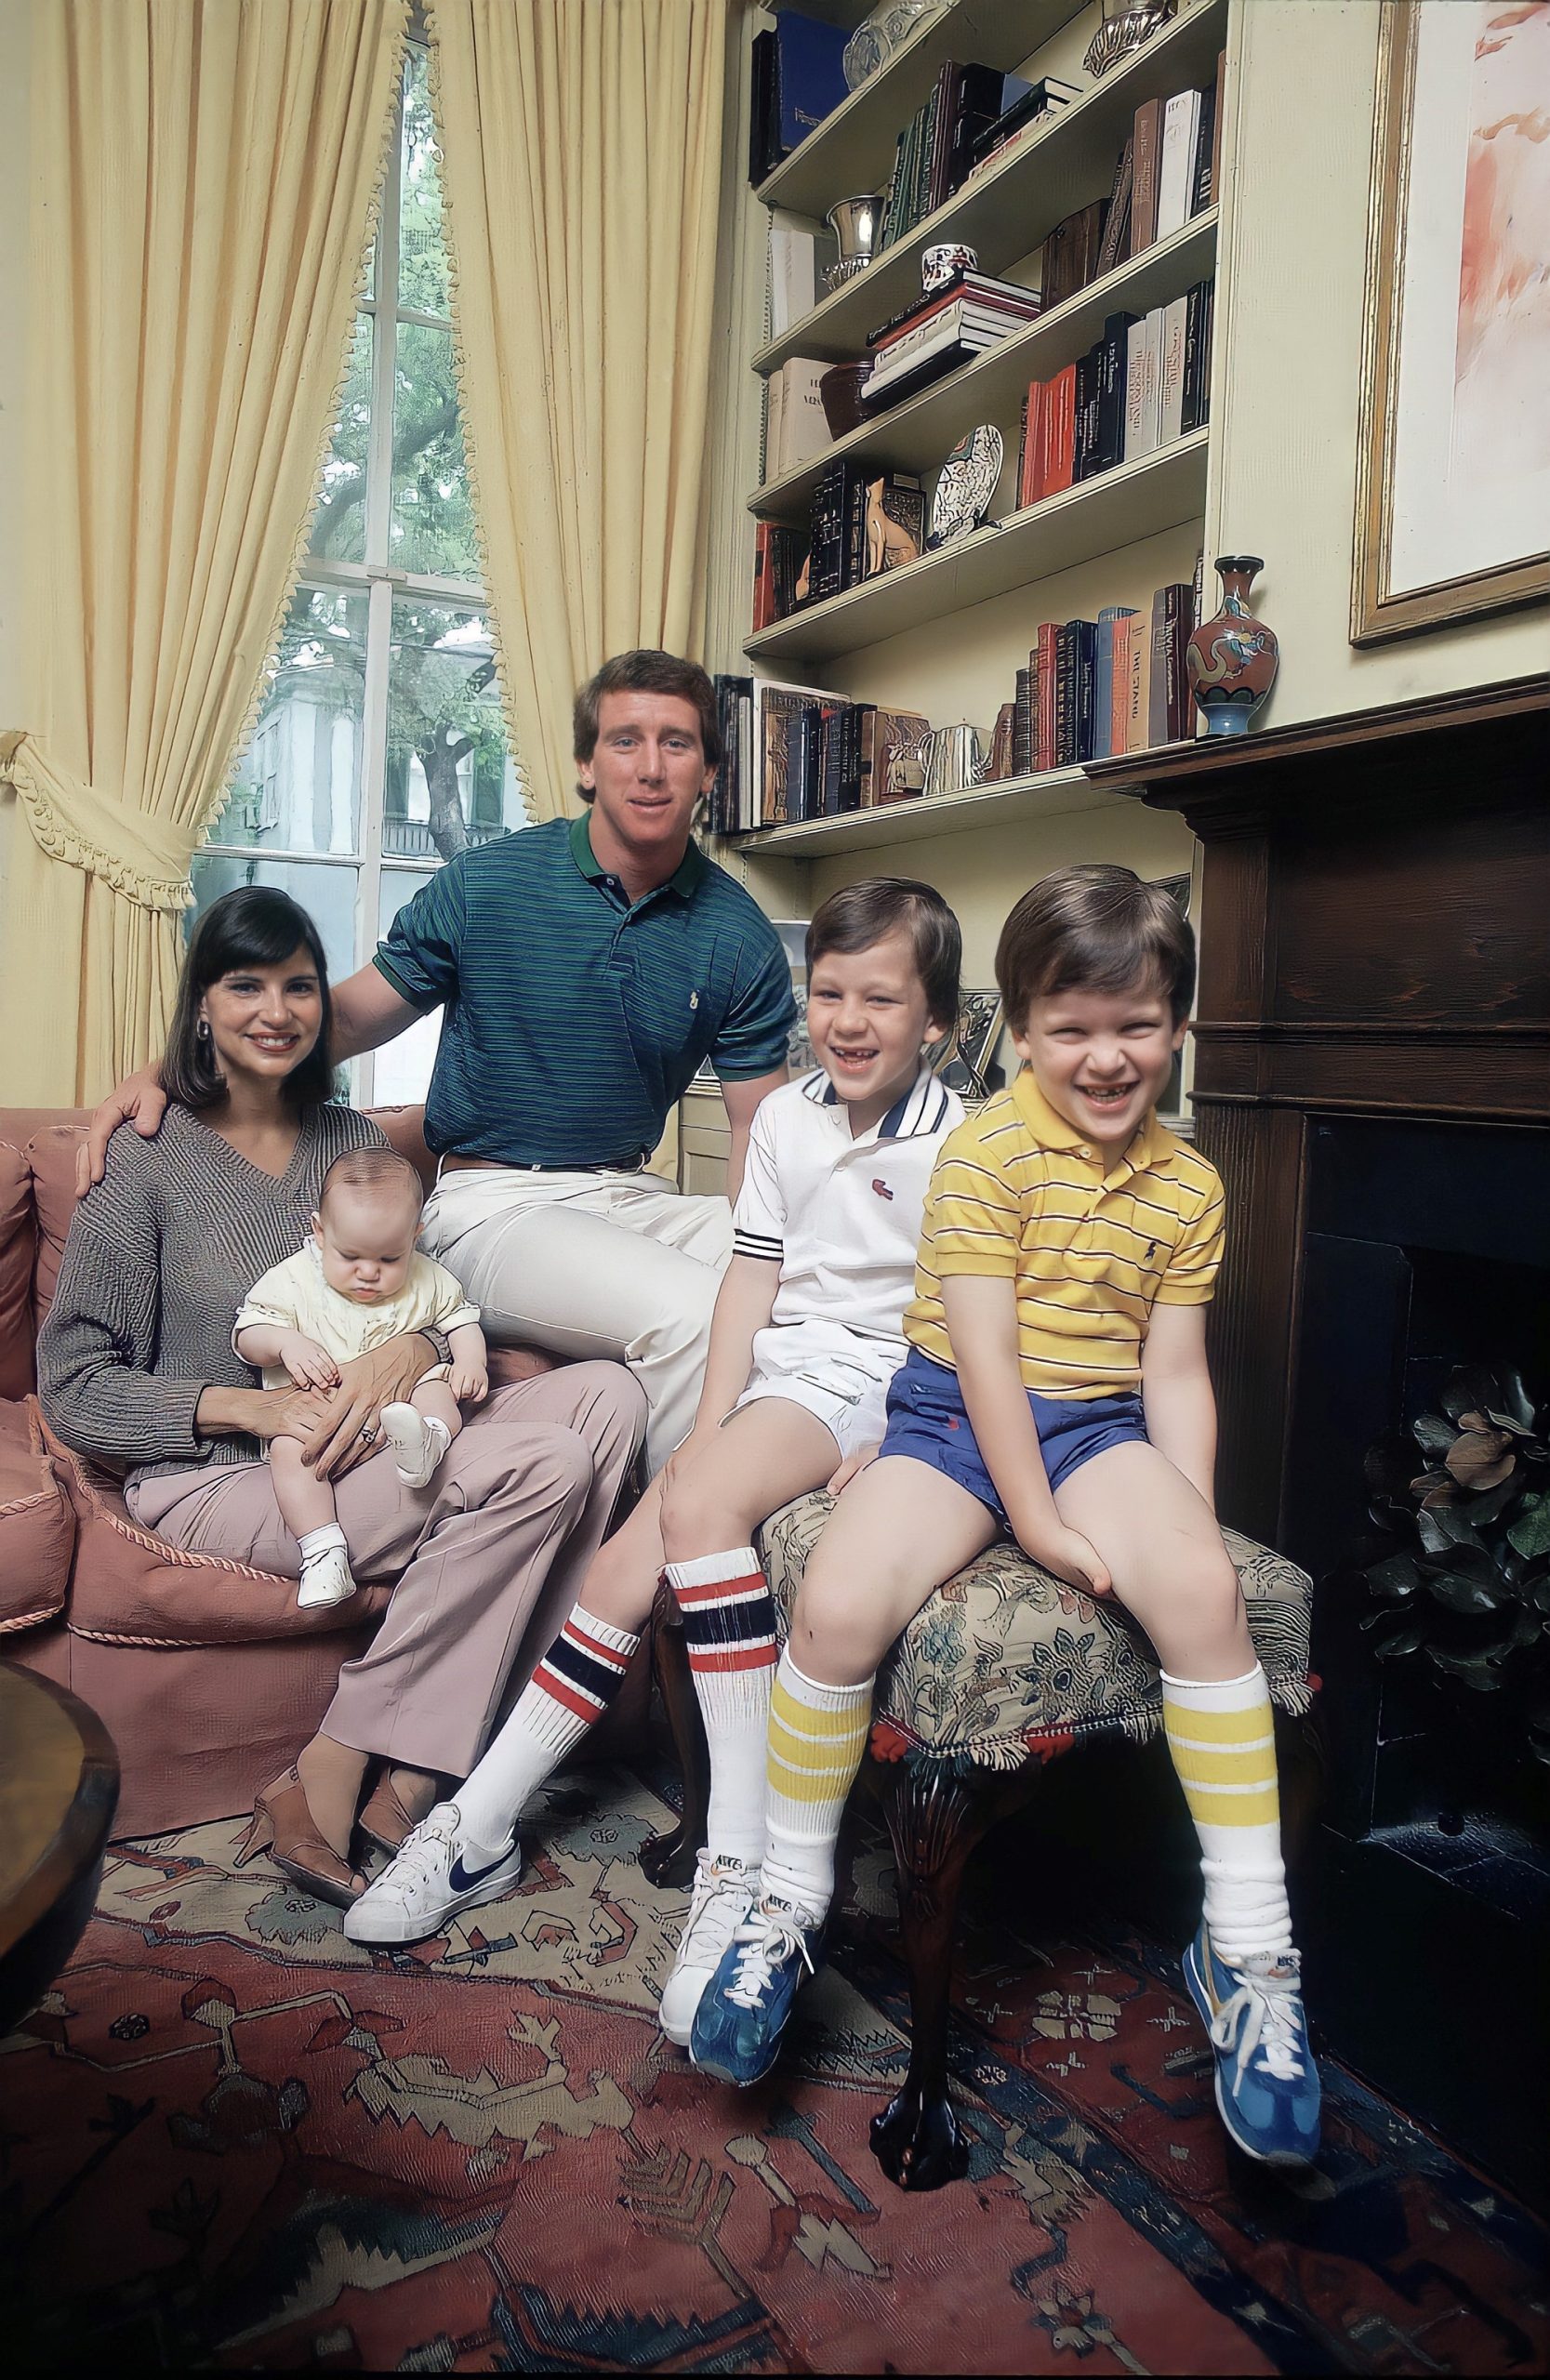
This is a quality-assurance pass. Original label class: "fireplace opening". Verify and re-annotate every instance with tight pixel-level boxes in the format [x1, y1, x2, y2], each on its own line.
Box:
[1280, 1115, 1549, 2199]
[1286, 1117, 1550, 1888]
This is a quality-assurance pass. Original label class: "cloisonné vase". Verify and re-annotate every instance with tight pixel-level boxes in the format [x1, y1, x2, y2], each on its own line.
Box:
[1186, 555, 1279, 736]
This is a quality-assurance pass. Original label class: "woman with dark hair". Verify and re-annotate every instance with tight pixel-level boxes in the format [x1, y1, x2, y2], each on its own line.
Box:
[39, 886, 646, 1903]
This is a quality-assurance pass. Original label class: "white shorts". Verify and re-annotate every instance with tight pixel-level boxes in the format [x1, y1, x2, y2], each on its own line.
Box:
[733, 1319, 904, 1461]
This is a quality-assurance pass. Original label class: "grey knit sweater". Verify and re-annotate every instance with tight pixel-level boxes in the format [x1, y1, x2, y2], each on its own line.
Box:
[38, 1102, 387, 1486]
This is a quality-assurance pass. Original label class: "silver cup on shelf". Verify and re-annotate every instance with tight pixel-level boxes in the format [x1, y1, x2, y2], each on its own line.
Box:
[824, 193, 885, 291]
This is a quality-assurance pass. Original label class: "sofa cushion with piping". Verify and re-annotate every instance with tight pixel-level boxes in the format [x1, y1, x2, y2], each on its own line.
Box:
[0, 1399, 75, 1635]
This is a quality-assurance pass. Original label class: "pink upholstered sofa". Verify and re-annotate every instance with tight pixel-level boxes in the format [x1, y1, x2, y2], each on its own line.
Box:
[0, 1104, 646, 1839]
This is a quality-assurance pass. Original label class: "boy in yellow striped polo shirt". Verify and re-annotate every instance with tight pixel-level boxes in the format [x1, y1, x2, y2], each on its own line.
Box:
[692, 864, 1320, 2174]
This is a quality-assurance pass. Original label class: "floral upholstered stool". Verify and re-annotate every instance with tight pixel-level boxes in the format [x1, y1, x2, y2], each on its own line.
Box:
[643, 1490, 1318, 2192]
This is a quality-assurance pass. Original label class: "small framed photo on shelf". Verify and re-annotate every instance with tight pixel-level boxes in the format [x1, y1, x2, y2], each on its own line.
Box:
[929, 988, 1004, 1102]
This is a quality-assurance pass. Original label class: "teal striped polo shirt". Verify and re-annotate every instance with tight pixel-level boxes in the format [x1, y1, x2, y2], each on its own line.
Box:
[374, 814, 795, 1165]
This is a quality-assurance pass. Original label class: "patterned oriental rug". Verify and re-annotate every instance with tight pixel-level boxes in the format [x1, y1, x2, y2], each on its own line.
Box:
[4, 1765, 1546, 2374]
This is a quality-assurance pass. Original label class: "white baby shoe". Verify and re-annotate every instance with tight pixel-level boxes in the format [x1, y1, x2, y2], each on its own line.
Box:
[380, 1402, 452, 1489]
[297, 1525, 357, 1609]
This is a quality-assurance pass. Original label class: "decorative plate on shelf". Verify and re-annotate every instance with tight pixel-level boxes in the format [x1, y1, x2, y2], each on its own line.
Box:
[926, 426, 1003, 549]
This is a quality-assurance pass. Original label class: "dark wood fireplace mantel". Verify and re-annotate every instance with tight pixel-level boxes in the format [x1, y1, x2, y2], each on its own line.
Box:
[1085, 674, 1550, 1540]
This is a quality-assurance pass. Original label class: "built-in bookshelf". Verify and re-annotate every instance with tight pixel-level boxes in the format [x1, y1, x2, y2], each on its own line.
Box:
[723, 0, 1230, 866]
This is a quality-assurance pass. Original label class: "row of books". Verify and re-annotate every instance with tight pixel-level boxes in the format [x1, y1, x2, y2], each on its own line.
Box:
[709, 675, 933, 835]
[750, 459, 925, 631]
[1039, 63, 1224, 318]
[875, 63, 1047, 254]
[1013, 277, 1215, 505]
[982, 575, 1203, 781]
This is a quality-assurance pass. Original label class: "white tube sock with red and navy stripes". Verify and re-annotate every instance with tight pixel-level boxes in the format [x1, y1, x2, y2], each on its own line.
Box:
[453, 1604, 639, 1862]
[667, 1545, 779, 1871]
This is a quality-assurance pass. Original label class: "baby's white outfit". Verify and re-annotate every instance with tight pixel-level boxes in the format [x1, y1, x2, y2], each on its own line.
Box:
[729, 1066, 963, 1459]
[233, 1243, 481, 1382]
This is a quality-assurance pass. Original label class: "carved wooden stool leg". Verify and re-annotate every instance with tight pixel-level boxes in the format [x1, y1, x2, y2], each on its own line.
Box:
[869, 1757, 1008, 2192]
[640, 1579, 710, 1890]
[1275, 1706, 1327, 1886]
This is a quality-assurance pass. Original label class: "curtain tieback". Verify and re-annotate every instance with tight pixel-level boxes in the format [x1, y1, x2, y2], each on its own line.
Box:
[0, 730, 195, 913]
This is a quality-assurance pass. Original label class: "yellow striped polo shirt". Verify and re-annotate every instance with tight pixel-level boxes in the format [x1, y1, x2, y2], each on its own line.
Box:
[904, 1071, 1225, 1398]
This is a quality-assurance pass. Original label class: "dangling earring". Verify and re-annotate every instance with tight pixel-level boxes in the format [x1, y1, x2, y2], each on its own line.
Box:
[196, 1017, 212, 1043]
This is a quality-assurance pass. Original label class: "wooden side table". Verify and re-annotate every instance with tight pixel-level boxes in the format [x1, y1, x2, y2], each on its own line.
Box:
[0, 1662, 119, 2034]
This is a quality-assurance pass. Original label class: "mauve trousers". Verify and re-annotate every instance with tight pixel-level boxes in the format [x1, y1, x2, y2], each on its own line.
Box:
[125, 1363, 647, 1777]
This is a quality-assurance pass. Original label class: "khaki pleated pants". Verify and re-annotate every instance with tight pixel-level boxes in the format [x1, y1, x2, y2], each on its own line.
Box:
[126, 1363, 647, 1778]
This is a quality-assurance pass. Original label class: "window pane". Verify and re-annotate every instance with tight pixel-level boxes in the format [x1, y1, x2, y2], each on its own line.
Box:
[373, 867, 444, 1106]
[308, 314, 373, 564]
[400, 44, 451, 321]
[386, 598, 526, 861]
[207, 589, 368, 853]
[189, 856, 359, 994]
[391, 324, 479, 577]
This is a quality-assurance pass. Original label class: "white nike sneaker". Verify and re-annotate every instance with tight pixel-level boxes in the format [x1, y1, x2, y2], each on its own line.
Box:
[297, 1544, 357, 1608]
[380, 1403, 451, 1489]
[344, 1802, 523, 1945]
[658, 1851, 756, 2045]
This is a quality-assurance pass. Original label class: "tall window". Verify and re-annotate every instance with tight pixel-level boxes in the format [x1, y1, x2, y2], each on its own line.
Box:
[193, 36, 523, 1104]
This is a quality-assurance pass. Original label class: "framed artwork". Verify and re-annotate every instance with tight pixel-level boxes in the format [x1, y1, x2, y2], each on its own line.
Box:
[928, 988, 1004, 1101]
[1352, 0, 1550, 643]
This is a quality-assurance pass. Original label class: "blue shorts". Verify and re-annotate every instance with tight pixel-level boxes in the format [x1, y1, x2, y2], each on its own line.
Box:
[878, 1346, 1148, 1524]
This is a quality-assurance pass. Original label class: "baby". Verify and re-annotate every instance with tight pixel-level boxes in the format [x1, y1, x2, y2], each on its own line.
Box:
[233, 1145, 489, 1608]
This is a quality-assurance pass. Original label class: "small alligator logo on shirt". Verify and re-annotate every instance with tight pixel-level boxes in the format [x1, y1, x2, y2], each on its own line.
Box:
[871, 1178, 894, 1201]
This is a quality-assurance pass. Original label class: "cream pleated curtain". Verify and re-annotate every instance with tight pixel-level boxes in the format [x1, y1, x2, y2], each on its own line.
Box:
[427, 0, 728, 824]
[0, 0, 411, 1104]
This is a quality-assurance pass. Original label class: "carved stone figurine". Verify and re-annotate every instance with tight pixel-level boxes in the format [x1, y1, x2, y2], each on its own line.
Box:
[865, 476, 922, 575]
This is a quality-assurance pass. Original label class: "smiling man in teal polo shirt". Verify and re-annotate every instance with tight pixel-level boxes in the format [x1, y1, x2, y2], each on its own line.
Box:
[83, 651, 794, 1474]
[347, 650, 793, 1470]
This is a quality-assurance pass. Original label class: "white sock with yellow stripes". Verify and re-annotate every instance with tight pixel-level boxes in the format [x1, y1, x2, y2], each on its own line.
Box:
[760, 1651, 873, 1922]
[1161, 1664, 1293, 1964]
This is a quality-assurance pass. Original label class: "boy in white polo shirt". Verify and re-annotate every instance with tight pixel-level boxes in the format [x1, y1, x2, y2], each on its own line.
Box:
[348, 879, 964, 2034]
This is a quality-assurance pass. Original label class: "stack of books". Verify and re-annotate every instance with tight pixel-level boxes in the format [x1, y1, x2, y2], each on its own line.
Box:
[876, 62, 1032, 252]
[864, 271, 1040, 408]
[1014, 277, 1214, 505]
[749, 10, 849, 186]
[709, 677, 932, 832]
[961, 77, 1079, 182]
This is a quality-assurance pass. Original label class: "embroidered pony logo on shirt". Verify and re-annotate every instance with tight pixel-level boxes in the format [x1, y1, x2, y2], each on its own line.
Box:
[871, 1178, 894, 1201]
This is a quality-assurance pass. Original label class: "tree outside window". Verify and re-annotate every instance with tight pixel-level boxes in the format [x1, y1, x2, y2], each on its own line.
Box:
[193, 37, 523, 1105]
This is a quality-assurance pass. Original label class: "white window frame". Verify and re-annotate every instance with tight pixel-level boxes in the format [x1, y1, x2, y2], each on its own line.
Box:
[197, 28, 497, 1105]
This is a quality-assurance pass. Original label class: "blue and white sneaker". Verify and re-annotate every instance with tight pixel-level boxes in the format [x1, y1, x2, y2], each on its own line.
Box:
[658, 1851, 755, 2046]
[344, 1803, 523, 1946]
[688, 1893, 822, 2085]
[1183, 1922, 1321, 2166]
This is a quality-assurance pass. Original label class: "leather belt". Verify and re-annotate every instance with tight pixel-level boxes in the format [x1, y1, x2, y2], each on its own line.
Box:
[441, 1150, 650, 1176]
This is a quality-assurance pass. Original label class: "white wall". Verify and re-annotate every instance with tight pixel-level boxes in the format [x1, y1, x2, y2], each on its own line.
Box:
[0, 0, 33, 900]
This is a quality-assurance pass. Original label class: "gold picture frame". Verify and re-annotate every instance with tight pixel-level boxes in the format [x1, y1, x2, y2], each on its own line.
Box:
[1352, 1, 1550, 645]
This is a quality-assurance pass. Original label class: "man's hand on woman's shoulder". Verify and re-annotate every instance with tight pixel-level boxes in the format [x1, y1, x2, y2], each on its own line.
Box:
[77, 1062, 168, 1198]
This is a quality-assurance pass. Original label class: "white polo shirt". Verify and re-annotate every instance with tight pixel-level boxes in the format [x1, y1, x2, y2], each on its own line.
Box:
[732, 1066, 964, 1342]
